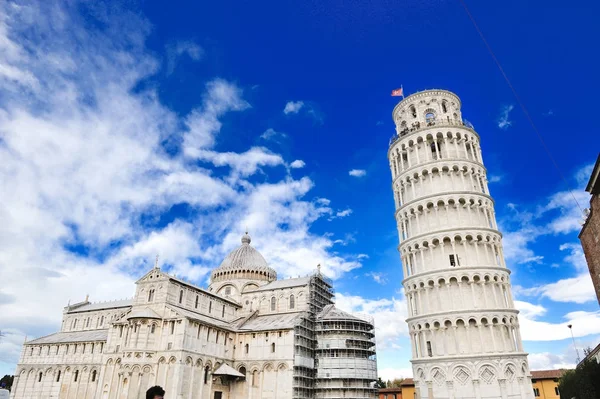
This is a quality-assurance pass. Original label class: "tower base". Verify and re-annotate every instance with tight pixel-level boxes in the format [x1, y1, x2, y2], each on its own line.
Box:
[412, 355, 534, 399]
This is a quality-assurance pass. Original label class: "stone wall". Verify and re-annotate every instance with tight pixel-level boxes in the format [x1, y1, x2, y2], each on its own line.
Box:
[580, 194, 600, 305]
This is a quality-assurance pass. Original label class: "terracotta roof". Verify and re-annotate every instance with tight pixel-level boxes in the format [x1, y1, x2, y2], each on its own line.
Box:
[530, 369, 565, 379]
[400, 378, 414, 386]
[378, 387, 402, 393]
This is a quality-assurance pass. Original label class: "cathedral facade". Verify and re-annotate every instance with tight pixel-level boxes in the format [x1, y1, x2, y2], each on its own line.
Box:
[10, 233, 377, 399]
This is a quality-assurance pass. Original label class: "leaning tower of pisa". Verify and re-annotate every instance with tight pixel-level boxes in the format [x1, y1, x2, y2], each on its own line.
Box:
[388, 90, 534, 399]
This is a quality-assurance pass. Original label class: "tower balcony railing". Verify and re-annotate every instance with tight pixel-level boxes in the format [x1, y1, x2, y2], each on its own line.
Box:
[389, 119, 475, 147]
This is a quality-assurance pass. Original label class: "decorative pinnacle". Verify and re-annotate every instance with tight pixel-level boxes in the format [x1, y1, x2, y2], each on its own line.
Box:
[154, 254, 160, 269]
[241, 231, 251, 245]
[317, 264, 321, 274]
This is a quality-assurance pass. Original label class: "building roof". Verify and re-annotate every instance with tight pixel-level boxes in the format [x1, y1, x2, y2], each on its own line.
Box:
[67, 299, 132, 313]
[166, 304, 237, 331]
[252, 277, 311, 292]
[585, 154, 600, 195]
[27, 329, 108, 345]
[317, 304, 371, 323]
[400, 378, 414, 386]
[530, 370, 565, 380]
[378, 387, 402, 393]
[237, 312, 305, 331]
[210, 233, 277, 282]
[213, 363, 245, 377]
[126, 308, 161, 320]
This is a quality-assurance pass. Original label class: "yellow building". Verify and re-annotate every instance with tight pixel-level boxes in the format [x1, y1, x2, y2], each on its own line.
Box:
[531, 370, 562, 398]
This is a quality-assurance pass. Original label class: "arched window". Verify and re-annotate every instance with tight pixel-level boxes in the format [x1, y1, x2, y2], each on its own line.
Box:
[245, 343, 249, 354]
[170, 321, 175, 335]
[73, 319, 78, 329]
[409, 105, 417, 118]
[74, 370, 79, 382]
[289, 295, 295, 309]
[179, 290, 184, 304]
[252, 370, 258, 386]
[270, 297, 276, 311]
[239, 367, 246, 378]
[271, 342, 276, 353]
[222, 305, 225, 318]
[204, 366, 210, 384]
[151, 324, 156, 334]
[100, 316, 104, 326]
[91, 370, 97, 382]
[38, 372, 42, 382]
[442, 101, 448, 113]
[425, 112, 436, 123]
[148, 289, 155, 302]
[208, 301, 212, 313]
[56, 370, 61, 382]
[225, 286, 231, 295]
[195, 295, 199, 309]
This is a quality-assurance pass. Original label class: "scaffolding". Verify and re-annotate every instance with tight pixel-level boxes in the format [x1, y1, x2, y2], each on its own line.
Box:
[315, 309, 378, 399]
[292, 270, 378, 399]
[292, 271, 334, 399]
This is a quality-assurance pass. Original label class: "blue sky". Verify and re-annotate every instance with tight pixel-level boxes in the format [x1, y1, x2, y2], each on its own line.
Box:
[0, 0, 598, 380]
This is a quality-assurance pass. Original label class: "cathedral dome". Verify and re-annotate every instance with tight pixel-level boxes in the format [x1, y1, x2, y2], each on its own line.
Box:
[210, 233, 277, 284]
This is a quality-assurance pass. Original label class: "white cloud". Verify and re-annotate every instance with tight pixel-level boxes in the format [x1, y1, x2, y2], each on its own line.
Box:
[260, 128, 287, 141]
[335, 293, 408, 350]
[542, 190, 590, 234]
[165, 40, 203, 74]
[527, 352, 575, 371]
[516, 300, 600, 341]
[336, 209, 352, 218]
[497, 104, 514, 130]
[0, 1, 365, 375]
[366, 272, 387, 285]
[183, 79, 250, 154]
[378, 367, 413, 381]
[283, 100, 304, 114]
[489, 175, 503, 183]
[349, 169, 367, 177]
[290, 160, 305, 169]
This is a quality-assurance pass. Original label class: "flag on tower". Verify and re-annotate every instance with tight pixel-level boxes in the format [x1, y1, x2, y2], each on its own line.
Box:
[391, 87, 403, 97]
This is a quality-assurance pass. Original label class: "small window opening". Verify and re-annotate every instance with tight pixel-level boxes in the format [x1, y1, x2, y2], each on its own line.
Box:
[270, 297, 276, 311]
[195, 295, 199, 309]
[271, 342, 276, 353]
[449, 254, 460, 267]
[289, 295, 295, 309]
[38, 372, 42, 382]
[179, 290, 184, 304]
[222, 305, 225, 318]
[245, 343, 249, 354]
[56, 370, 61, 382]
[426, 341, 433, 357]
[91, 370, 97, 382]
[225, 286, 231, 295]
[148, 289, 154, 302]
[204, 366, 210, 384]
[74, 370, 79, 382]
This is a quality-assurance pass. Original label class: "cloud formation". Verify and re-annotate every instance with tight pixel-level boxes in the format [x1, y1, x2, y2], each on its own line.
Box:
[0, 1, 364, 375]
[290, 160, 305, 169]
[349, 169, 367, 177]
[283, 100, 304, 114]
[497, 104, 514, 130]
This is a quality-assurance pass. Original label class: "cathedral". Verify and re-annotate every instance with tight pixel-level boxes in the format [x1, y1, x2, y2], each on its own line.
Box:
[10, 233, 378, 399]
